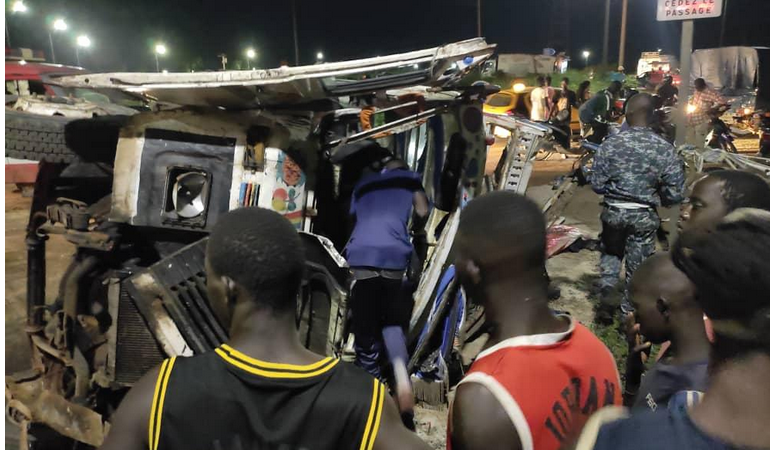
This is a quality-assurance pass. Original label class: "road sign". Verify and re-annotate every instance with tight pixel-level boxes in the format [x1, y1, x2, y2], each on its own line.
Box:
[657, 0, 723, 21]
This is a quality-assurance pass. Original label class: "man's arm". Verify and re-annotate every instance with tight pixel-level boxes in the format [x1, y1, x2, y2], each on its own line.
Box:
[623, 315, 652, 407]
[590, 144, 610, 195]
[450, 383, 521, 450]
[713, 90, 728, 108]
[100, 365, 160, 450]
[372, 396, 430, 450]
[411, 190, 430, 264]
[412, 190, 429, 228]
[658, 149, 686, 206]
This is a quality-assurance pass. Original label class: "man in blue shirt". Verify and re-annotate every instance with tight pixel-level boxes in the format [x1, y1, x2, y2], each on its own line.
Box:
[347, 155, 429, 419]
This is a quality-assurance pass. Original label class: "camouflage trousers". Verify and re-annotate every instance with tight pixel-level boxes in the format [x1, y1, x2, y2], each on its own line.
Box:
[598, 205, 660, 312]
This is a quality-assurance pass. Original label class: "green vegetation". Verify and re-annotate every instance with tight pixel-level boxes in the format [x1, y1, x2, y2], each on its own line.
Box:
[590, 318, 660, 388]
[590, 319, 629, 375]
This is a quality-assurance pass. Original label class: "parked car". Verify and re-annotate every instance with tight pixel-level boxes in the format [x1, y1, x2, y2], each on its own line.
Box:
[483, 84, 580, 137]
[636, 51, 681, 89]
[5, 38, 497, 449]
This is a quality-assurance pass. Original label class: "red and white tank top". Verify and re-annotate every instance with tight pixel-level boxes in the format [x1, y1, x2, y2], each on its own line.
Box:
[450, 317, 621, 450]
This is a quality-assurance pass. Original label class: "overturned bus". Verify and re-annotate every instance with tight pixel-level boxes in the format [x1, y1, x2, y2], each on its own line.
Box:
[5, 39, 505, 447]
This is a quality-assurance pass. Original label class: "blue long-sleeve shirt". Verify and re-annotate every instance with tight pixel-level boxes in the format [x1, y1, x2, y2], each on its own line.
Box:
[346, 168, 424, 270]
[591, 126, 685, 207]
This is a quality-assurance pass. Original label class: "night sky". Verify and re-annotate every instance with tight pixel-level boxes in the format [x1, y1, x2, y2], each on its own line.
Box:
[5, 0, 770, 72]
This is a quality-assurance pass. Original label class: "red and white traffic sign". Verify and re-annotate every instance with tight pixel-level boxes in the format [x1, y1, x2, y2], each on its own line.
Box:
[657, 0, 723, 21]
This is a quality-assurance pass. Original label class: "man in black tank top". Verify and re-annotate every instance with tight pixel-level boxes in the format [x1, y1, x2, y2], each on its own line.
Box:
[101, 207, 428, 450]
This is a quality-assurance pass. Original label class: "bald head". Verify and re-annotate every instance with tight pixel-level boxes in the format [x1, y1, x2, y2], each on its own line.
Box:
[625, 93, 654, 127]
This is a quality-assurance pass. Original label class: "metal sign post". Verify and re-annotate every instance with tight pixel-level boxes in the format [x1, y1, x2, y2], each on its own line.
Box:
[676, 20, 694, 145]
[656, 0, 724, 145]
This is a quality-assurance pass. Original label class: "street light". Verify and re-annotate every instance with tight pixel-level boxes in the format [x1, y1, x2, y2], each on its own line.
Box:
[11, 1, 28, 13]
[7, 1, 29, 47]
[154, 43, 167, 73]
[75, 35, 91, 66]
[48, 18, 68, 64]
[582, 50, 591, 67]
[245, 48, 256, 69]
[53, 18, 68, 31]
[316, 51, 324, 62]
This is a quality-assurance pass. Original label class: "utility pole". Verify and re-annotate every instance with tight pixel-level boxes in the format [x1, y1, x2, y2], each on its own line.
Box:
[48, 32, 57, 64]
[618, 0, 629, 69]
[477, 0, 482, 37]
[602, 0, 611, 65]
[292, 0, 300, 66]
[719, 0, 729, 46]
[675, 20, 694, 146]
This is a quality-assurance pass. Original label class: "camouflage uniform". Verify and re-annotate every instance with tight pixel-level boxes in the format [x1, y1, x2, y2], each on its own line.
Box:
[591, 126, 685, 312]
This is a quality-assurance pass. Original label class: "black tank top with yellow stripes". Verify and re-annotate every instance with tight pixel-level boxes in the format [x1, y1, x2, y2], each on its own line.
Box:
[148, 344, 386, 450]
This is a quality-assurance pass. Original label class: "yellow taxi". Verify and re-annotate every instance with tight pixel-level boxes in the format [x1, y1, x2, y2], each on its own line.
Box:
[483, 82, 581, 136]
[483, 83, 533, 116]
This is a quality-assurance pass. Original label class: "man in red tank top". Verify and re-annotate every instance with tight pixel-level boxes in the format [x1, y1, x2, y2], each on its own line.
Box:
[448, 192, 621, 450]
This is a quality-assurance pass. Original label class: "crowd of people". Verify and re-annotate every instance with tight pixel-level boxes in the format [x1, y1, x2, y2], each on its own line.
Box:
[95, 78, 770, 450]
[530, 74, 728, 150]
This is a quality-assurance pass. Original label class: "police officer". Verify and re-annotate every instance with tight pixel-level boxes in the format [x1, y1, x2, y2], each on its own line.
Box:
[591, 93, 685, 323]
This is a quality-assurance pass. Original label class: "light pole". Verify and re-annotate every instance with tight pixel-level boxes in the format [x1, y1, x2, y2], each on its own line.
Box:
[49, 18, 67, 64]
[7, 1, 29, 47]
[316, 51, 323, 63]
[154, 43, 167, 73]
[75, 35, 91, 66]
[618, 0, 629, 70]
[601, 0, 610, 65]
[477, 0, 481, 37]
[245, 48, 256, 69]
[291, 0, 299, 66]
[582, 50, 591, 68]
[719, 0, 729, 46]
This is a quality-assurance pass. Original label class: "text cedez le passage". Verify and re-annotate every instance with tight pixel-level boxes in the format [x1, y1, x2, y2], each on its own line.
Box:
[663, 0, 717, 16]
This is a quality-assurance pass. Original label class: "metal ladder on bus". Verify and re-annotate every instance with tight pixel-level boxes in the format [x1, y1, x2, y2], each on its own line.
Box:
[494, 117, 551, 194]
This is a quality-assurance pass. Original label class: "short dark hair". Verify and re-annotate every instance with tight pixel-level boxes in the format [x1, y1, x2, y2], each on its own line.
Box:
[694, 78, 707, 90]
[706, 170, 770, 212]
[457, 191, 546, 273]
[608, 80, 623, 93]
[562, 77, 569, 84]
[673, 209, 770, 359]
[536, 76, 546, 87]
[208, 207, 305, 311]
[631, 252, 695, 306]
